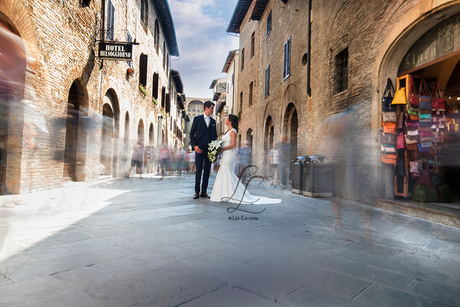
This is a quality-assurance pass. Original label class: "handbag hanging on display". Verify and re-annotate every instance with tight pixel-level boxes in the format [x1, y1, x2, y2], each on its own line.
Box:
[381, 133, 396, 145]
[396, 132, 405, 150]
[382, 122, 397, 134]
[382, 153, 397, 165]
[409, 76, 420, 107]
[383, 112, 397, 122]
[419, 78, 432, 111]
[382, 78, 396, 112]
[391, 86, 407, 105]
[431, 80, 446, 112]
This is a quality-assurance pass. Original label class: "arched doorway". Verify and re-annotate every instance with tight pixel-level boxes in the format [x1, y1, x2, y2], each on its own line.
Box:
[283, 103, 298, 177]
[0, 23, 26, 194]
[376, 7, 460, 199]
[123, 111, 129, 164]
[138, 119, 144, 144]
[101, 103, 114, 176]
[149, 122, 154, 146]
[264, 116, 274, 178]
[100, 89, 119, 177]
[64, 79, 88, 181]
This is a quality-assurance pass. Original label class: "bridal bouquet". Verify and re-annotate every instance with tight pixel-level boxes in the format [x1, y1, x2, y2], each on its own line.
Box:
[208, 140, 223, 163]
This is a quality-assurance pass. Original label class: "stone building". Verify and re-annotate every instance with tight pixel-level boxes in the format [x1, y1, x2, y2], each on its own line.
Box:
[0, 0, 183, 194]
[228, 0, 460, 203]
[210, 77, 227, 136]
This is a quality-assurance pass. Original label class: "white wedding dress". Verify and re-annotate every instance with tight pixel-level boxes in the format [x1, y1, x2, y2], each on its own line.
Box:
[210, 129, 281, 204]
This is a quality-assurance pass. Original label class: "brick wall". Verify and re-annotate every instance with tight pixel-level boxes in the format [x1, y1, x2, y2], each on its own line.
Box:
[233, 0, 456, 203]
[0, 0, 179, 194]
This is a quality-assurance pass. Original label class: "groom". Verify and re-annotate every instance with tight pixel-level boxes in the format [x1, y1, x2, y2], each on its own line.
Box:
[189, 101, 217, 199]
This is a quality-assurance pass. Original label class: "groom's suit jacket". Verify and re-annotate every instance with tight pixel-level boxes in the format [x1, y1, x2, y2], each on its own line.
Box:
[189, 114, 217, 151]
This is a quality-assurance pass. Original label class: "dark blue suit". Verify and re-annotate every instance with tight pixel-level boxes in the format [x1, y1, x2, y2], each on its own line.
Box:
[190, 114, 217, 194]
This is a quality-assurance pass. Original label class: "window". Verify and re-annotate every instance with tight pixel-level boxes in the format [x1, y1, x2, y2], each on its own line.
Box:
[267, 11, 272, 36]
[166, 53, 169, 72]
[127, 31, 132, 68]
[239, 92, 243, 111]
[283, 37, 291, 80]
[139, 54, 148, 87]
[161, 87, 166, 108]
[154, 20, 160, 52]
[249, 82, 253, 107]
[140, 0, 148, 30]
[163, 42, 166, 69]
[251, 32, 255, 58]
[336, 47, 348, 93]
[265, 65, 270, 97]
[152, 73, 159, 99]
[106, 0, 115, 40]
[241, 48, 245, 71]
[80, 0, 91, 7]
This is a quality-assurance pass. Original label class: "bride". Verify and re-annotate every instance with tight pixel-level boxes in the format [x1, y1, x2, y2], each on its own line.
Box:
[210, 114, 281, 205]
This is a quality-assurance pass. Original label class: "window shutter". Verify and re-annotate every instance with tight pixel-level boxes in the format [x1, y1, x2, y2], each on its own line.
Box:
[139, 54, 148, 87]
[283, 38, 291, 80]
[265, 65, 270, 97]
[106, 0, 115, 40]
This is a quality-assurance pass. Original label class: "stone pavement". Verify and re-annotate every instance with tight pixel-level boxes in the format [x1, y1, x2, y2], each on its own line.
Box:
[0, 173, 459, 306]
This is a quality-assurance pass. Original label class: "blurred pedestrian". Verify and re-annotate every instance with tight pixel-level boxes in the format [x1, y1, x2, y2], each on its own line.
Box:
[159, 143, 171, 179]
[239, 140, 252, 184]
[125, 141, 143, 179]
[187, 150, 195, 174]
[176, 146, 186, 177]
[277, 135, 289, 188]
[268, 142, 280, 187]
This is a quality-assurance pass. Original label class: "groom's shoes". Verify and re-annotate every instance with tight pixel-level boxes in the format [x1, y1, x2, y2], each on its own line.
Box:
[200, 193, 210, 198]
[193, 193, 199, 199]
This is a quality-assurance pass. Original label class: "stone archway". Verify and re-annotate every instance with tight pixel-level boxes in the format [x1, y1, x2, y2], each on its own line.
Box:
[264, 116, 274, 178]
[283, 103, 298, 169]
[373, 2, 460, 198]
[101, 103, 114, 176]
[123, 111, 129, 164]
[64, 79, 88, 181]
[0, 21, 26, 194]
[138, 119, 144, 144]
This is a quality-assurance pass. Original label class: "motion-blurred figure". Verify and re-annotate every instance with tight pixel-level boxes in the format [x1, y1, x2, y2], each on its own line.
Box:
[239, 140, 252, 184]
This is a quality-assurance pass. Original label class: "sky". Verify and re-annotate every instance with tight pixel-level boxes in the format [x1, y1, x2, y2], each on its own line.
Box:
[169, 0, 239, 99]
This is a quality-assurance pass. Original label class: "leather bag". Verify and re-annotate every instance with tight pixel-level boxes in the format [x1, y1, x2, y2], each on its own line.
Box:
[382, 78, 396, 112]
[431, 81, 446, 112]
[391, 86, 407, 105]
[382, 122, 397, 134]
[396, 132, 405, 150]
[409, 76, 419, 106]
[381, 153, 397, 165]
[419, 79, 432, 110]
[412, 184, 451, 202]
[383, 112, 397, 122]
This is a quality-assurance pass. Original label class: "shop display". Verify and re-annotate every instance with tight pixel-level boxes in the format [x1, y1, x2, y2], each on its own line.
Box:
[380, 74, 460, 202]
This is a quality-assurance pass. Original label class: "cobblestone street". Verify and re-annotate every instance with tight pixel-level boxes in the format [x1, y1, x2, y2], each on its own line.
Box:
[1, 174, 459, 306]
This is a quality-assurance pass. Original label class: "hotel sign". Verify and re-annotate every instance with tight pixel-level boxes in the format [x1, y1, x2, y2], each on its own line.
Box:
[399, 14, 460, 73]
[98, 42, 133, 60]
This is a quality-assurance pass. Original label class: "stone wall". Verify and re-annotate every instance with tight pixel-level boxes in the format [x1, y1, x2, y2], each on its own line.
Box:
[233, 0, 460, 203]
[0, 0, 180, 194]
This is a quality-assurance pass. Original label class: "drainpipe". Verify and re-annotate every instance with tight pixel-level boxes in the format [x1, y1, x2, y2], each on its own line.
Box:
[306, 0, 312, 96]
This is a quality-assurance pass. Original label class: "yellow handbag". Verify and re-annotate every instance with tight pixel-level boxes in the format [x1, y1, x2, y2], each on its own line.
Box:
[391, 87, 407, 105]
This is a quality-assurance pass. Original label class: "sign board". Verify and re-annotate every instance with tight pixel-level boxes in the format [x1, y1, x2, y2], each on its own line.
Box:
[399, 14, 460, 73]
[98, 42, 133, 60]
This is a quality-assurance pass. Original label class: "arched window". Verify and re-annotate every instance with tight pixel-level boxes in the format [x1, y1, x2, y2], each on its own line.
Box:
[154, 19, 160, 52]
[140, 0, 148, 31]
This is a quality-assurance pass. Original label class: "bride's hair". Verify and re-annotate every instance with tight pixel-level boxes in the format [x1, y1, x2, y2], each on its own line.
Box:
[228, 114, 239, 132]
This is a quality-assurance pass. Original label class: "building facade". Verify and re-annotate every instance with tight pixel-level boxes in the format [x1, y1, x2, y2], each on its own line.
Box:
[228, 0, 460, 203]
[0, 0, 183, 194]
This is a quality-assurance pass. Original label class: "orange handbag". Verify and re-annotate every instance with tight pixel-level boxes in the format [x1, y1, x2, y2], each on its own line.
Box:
[382, 122, 397, 134]
[381, 153, 397, 165]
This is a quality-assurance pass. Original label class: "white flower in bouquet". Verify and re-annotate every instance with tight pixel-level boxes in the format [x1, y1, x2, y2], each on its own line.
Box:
[208, 140, 223, 162]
